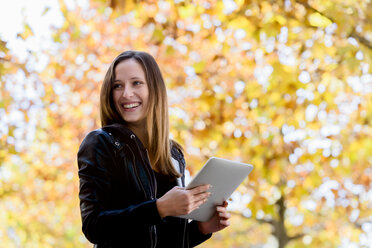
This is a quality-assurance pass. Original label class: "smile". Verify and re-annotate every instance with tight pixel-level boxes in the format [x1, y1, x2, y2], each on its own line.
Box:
[122, 103, 141, 109]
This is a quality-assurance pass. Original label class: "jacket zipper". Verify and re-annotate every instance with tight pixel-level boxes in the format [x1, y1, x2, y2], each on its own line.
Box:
[145, 149, 157, 198]
[129, 135, 158, 248]
[126, 144, 148, 200]
[126, 144, 155, 248]
[143, 148, 158, 248]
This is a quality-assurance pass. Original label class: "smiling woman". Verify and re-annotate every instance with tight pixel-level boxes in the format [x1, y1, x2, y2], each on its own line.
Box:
[77, 51, 231, 247]
[112, 59, 150, 131]
[99, 51, 176, 176]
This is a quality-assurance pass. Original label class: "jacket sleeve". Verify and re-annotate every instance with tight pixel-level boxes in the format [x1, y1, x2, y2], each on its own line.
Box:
[77, 130, 162, 244]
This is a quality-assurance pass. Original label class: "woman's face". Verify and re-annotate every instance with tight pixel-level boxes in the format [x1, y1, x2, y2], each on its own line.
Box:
[112, 58, 149, 129]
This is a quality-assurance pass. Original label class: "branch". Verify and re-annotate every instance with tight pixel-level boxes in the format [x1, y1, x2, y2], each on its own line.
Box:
[0, 57, 10, 62]
[350, 30, 372, 49]
[0, 57, 31, 76]
[296, 0, 372, 49]
[355, 220, 372, 229]
[257, 218, 274, 225]
[230, 210, 274, 224]
[288, 233, 305, 241]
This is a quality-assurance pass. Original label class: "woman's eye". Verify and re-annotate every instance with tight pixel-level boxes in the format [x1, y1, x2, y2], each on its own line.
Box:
[113, 84, 122, 89]
[133, 81, 142, 86]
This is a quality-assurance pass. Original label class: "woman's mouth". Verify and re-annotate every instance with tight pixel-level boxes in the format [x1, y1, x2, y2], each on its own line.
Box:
[123, 103, 140, 109]
[121, 102, 141, 111]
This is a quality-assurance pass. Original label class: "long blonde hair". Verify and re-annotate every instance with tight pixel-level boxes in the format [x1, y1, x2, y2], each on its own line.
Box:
[100, 51, 181, 178]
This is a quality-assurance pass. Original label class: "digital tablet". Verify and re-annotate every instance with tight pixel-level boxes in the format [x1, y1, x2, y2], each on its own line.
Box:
[177, 157, 253, 222]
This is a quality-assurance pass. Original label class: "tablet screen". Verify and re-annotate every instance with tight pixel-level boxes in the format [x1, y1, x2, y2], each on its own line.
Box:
[177, 157, 253, 221]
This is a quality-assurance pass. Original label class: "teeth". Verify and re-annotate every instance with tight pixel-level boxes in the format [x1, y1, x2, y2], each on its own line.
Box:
[123, 103, 140, 109]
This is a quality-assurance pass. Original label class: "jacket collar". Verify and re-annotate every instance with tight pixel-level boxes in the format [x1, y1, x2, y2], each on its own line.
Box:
[102, 123, 147, 151]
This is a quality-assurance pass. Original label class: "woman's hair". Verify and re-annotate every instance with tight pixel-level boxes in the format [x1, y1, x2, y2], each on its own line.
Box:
[100, 50, 181, 178]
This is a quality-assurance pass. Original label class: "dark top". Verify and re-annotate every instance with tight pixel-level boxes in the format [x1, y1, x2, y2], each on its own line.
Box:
[154, 172, 184, 246]
[154, 171, 177, 197]
[77, 124, 211, 247]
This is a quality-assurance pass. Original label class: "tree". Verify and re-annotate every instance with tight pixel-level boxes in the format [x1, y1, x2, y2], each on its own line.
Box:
[1, 0, 371, 247]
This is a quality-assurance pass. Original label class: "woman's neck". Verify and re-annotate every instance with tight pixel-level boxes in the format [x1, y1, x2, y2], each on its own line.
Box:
[126, 123, 158, 170]
[127, 124, 148, 149]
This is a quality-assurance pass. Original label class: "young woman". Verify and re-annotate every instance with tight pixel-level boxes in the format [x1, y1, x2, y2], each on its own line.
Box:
[77, 51, 230, 247]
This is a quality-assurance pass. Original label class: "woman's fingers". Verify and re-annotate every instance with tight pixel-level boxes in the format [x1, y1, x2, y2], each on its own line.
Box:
[216, 206, 227, 212]
[158, 185, 213, 216]
[189, 184, 211, 194]
[185, 184, 211, 210]
[218, 211, 231, 219]
[220, 219, 230, 226]
[186, 192, 210, 213]
[192, 191, 211, 203]
[216, 204, 231, 225]
[184, 187, 212, 213]
[216, 206, 229, 215]
[185, 198, 204, 213]
[162, 185, 211, 215]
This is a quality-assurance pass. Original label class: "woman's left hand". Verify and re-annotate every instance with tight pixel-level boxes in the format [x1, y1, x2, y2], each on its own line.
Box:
[197, 201, 231, 235]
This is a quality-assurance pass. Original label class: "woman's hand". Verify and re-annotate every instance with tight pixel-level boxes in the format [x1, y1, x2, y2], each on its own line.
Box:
[197, 201, 231, 234]
[156, 185, 211, 218]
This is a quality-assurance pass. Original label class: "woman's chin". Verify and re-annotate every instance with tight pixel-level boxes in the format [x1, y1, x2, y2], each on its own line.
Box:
[122, 117, 146, 127]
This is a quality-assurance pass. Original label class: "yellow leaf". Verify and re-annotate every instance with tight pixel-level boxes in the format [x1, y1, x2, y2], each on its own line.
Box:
[151, 28, 164, 43]
[17, 23, 34, 40]
[179, 5, 195, 19]
[228, 17, 255, 33]
[192, 61, 206, 74]
[308, 12, 332, 27]
[274, 14, 286, 25]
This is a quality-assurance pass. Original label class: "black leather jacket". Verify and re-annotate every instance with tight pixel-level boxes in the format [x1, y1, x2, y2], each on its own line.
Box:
[77, 123, 211, 247]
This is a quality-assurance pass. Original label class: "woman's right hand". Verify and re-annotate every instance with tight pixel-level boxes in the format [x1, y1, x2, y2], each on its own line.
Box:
[156, 185, 211, 218]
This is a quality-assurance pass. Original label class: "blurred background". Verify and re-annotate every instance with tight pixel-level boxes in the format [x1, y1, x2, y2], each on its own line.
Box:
[0, 0, 371, 247]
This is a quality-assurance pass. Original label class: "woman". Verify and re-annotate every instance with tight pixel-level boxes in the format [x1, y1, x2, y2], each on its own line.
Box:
[77, 51, 230, 247]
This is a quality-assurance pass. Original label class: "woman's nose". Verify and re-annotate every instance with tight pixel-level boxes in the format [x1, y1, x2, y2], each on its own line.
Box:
[122, 86, 134, 98]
